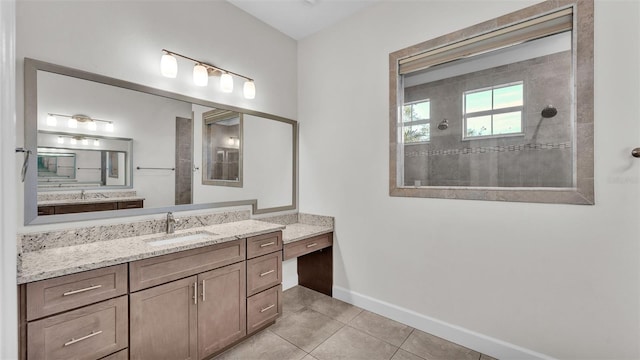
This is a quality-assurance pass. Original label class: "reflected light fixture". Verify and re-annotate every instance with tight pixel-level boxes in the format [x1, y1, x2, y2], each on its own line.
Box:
[67, 118, 78, 128]
[56, 135, 102, 146]
[220, 73, 233, 93]
[48, 113, 115, 132]
[160, 49, 255, 99]
[243, 80, 256, 99]
[46, 114, 57, 126]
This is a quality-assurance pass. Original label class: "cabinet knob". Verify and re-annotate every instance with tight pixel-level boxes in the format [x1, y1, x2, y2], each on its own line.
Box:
[632, 148, 640, 158]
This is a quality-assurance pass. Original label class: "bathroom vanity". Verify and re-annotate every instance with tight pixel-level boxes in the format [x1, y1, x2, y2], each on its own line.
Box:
[17, 211, 334, 360]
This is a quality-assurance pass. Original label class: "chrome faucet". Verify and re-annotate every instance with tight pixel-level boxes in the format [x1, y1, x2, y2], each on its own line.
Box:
[167, 212, 176, 234]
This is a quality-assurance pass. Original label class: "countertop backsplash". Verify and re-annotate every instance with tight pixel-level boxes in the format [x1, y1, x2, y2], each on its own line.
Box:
[19, 209, 251, 253]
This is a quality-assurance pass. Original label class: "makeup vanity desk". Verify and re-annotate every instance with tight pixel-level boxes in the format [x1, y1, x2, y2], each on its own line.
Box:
[281, 222, 334, 296]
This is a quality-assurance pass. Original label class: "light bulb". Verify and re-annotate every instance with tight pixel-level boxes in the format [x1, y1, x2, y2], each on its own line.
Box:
[160, 53, 177, 78]
[93, 139, 100, 146]
[193, 64, 208, 87]
[235, 138, 240, 146]
[70, 138, 77, 145]
[243, 80, 255, 99]
[88, 121, 97, 131]
[220, 73, 233, 93]
[228, 137, 234, 145]
[82, 138, 89, 145]
[68, 118, 78, 128]
[57, 136, 64, 144]
[105, 122, 114, 132]
[46, 114, 57, 126]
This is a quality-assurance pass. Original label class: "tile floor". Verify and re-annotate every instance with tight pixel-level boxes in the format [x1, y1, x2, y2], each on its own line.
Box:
[213, 286, 498, 360]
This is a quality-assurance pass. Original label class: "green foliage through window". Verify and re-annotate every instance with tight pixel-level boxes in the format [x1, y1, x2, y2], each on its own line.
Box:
[402, 100, 430, 143]
[464, 82, 523, 139]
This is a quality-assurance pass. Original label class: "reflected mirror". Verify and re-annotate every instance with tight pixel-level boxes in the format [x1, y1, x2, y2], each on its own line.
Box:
[37, 130, 133, 189]
[202, 109, 243, 186]
[25, 58, 297, 225]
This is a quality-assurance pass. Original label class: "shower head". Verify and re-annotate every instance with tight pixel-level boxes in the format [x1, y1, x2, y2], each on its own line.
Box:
[437, 119, 449, 130]
[541, 105, 558, 118]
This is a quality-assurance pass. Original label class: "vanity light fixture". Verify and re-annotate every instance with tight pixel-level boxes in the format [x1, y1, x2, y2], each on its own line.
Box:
[160, 49, 256, 99]
[160, 52, 178, 78]
[47, 113, 115, 132]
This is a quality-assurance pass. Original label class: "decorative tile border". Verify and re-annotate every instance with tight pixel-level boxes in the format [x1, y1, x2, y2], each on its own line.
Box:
[405, 142, 571, 157]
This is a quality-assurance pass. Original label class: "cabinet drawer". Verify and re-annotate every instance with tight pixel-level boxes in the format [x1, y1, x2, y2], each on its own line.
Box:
[54, 202, 117, 214]
[247, 285, 282, 334]
[26, 264, 128, 321]
[117, 200, 143, 209]
[27, 296, 128, 360]
[247, 252, 282, 297]
[37, 206, 55, 216]
[246, 231, 282, 259]
[130, 239, 245, 292]
[283, 233, 332, 260]
[100, 348, 128, 360]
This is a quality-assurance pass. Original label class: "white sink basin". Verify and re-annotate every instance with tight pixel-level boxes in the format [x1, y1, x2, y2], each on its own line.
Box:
[145, 231, 216, 247]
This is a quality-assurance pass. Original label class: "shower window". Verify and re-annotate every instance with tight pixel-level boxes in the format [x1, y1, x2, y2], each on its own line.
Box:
[463, 82, 523, 139]
[389, 0, 594, 205]
[402, 99, 430, 143]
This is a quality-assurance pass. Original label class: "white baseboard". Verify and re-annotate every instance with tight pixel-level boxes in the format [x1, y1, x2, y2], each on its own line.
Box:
[333, 286, 555, 360]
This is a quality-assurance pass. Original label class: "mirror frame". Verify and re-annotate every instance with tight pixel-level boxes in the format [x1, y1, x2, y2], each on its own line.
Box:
[388, 0, 594, 205]
[24, 58, 298, 225]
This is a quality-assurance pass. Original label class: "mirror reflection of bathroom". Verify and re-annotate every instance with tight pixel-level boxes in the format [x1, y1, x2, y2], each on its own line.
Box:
[202, 108, 243, 186]
[400, 26, 574, 188]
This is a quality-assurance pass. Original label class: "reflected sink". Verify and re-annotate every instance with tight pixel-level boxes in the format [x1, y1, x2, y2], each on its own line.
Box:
[145, 231, 217, 247]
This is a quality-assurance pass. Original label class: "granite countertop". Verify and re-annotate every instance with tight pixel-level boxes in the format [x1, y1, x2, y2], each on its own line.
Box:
[282, 223, 333, 244]
[37, 196, 146, 206]
[18, 219, 284, 284]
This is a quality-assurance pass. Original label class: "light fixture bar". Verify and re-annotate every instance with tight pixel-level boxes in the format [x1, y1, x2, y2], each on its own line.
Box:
[162, 49, 254, 82]
[48, 113, 113, 125]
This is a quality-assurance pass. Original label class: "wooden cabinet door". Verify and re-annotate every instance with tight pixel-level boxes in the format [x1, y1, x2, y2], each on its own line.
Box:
[197, 263, 246, 359]
[130, 276, 198, 360]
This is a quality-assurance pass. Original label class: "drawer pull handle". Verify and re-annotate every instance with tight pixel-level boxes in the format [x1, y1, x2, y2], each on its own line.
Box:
[260, 304, 275, 313]
[306, 243, 318, 248]
[63, 284, 102, 296]
[193, 282, 198, 305]
[201, 280, 206, 302]
[64, 330, 102, 347]
[260, 241, 276, 248]
[260, 270, 275, 277]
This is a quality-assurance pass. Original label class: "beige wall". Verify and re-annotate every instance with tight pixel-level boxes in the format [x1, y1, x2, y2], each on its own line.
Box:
[298, 1, 640, 358]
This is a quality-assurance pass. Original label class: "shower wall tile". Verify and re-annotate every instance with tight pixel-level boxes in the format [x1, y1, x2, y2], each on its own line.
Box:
[404, 51, 573, 188]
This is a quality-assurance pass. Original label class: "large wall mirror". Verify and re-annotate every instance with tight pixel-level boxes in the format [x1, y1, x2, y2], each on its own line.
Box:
[24, 58, 297, 225]
[389, 0, 593, 204]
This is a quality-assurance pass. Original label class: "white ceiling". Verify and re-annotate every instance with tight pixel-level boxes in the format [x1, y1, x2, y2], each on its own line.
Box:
[227, 0, 380, 40]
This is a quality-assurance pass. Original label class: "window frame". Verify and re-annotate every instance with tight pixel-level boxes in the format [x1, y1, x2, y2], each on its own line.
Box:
[462, 81, 525, 140]
[402, 99, 431, 145]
